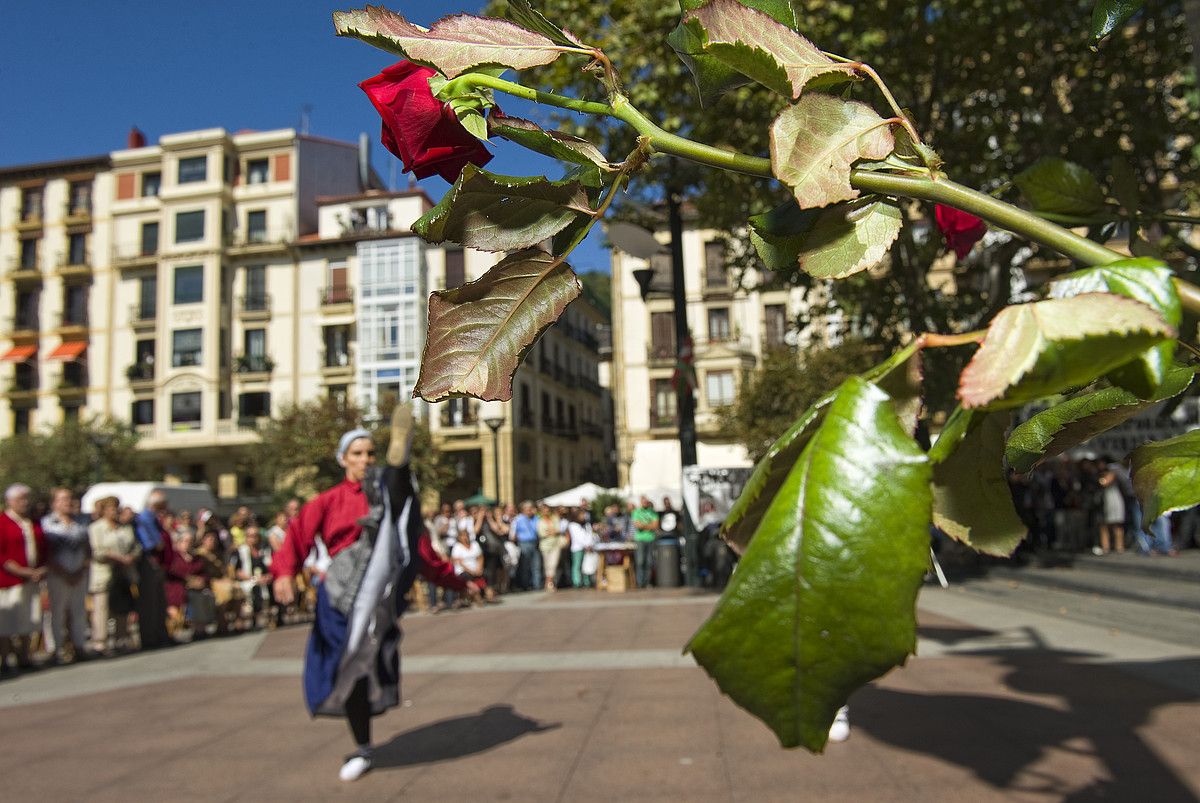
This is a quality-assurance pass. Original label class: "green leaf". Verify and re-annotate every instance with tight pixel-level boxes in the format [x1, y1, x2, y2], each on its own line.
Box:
[771, 93, 896, 210]
[1049, 258, 1181, 398]
[487, 110, 614, 173]
[333, 6, 568, 78]
[958, 294, 1174, 410]
[688, 376, 931, 751]
[874, 342, 923, 436]
[413, 164, 593, 253]
[676, 0, 855, 99]
[1091, 0, 1144, 43]
[505, 0, 585, 48]
[415, 248, 581, 402]
[932, 410, 1026, 556]
[747, 199, 819, 270]
[797, 198, 903, 279]
[1013, 158, 1107, 217]
[453, 106, 489, 141]
[1130, 430, 1200, 522]
[1005, 364, 1196, 473]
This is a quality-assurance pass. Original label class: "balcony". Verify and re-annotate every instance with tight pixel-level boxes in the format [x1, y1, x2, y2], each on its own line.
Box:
[15, 210, 42, 233]
[518, 408, 535, 428]
[126, 362, 155, 387]
[7, 372, 39, 400]
[649, 410, 678, 430]
[580, 421, 605, 439]
[56, 366, 88, 397]
[5, 312, 40, 337]
[579, 376, 603, 395]
[320, 348, 353, 379]
[318, 285, 354, 309]
[63, 201, 92, 226]
[647, 343, 675, 367]
[237, 293, 271, 319]
[7, 257, 42, 283]
[56, 250, 91, 277]
[226, 227, 291, 254]
[702, 274, 734, 299]
[112, 241, 159, 269]
[439, 406, 478, 429]
[129, 303, 156, 329]
[234, 353, 275, 377]
[55, 310, 89, 332]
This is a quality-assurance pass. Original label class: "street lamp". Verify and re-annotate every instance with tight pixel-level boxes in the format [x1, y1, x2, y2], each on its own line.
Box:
[478, 400, 505, 503]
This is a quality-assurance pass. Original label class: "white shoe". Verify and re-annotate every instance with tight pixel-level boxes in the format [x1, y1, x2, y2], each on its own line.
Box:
[339, 752, 373, 782]
[827, 706, 850, 743]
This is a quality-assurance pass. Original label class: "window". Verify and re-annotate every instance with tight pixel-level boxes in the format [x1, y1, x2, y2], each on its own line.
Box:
[541, 391, 551, 428]
[16, 289, 39, 330]
[242, 329, 268, 372]
[650, 311, 675, 359]
[68, 181, 92, 216]
[764, 304, 788, 347]
[177, 156, 207, 184]
[19, 238, 37, 270]
[171, 391, 202, 429]
[323, 325, 351, 367]
[323, 260, 350, 304]
[445, 249, 465, 288]
[67, 232, 87, 265]
[20, 187, 43, 221]
[652, 378, 677, 426]
[138, 275, 157, 319]
[175, 210, 205, 243]
[707, 307, 732, 342]
[173, 265, 203, 304]
[141, 171, 161, 197]
[132, 399, 154, 426]
[246, 158, 269, 184]
[239, 392, 271, 419]
[706, 370, 736, 407]
[63, 284, 88, 326]
[13, 407, 30, 435]
[246, 210, 267, 243]
[704, 240, 728, 288]
[131, 340, 155, 380]
[140, 221, 159, 256]
[244, 265, 267, 310]
[62, 404, 81, 423]
[172, 328, 203, 367]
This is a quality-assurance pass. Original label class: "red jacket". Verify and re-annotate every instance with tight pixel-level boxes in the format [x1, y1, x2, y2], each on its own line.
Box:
[0, 511, 46, 589]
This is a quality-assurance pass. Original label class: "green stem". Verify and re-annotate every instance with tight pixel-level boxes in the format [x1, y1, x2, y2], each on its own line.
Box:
[849, 172, 1123, 267]
[1153, 212, 1200, 225]
[440, 73, 613, 117]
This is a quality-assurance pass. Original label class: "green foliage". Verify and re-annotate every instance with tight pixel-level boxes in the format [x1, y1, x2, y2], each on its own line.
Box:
[793, 198, 903, 279]
[415, 248, 581, 402]
[1091, 0, 1145, 43]
[0, 417, 142, 497]
[720, 340, 880, 464]
[1014, 158, 1107, 217]
[1129, 429, 1200, 522]
[252, 396, 451, 499]
[689, 376, 931, 750]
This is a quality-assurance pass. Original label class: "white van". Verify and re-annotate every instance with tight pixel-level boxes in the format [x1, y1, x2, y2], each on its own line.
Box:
[80, 482, 218, 515]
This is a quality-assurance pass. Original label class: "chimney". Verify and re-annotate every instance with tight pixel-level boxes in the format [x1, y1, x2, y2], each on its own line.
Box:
[358, 132, 370, 191]
[127, 126, 146, 148]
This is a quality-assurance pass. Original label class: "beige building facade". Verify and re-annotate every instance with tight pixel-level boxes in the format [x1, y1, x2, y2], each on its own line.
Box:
[0, 127, 611, 507]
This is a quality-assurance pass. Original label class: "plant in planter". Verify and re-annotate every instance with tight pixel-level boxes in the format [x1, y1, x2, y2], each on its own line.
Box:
[334, 0, 1200, 750]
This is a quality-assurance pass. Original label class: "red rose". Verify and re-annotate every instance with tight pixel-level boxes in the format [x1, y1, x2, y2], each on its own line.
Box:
[934, 203, 987, 259]
[359, 61, 492, 183]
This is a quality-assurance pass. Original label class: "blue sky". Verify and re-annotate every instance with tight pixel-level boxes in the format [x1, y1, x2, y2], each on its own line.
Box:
[0, 1, 611, 273]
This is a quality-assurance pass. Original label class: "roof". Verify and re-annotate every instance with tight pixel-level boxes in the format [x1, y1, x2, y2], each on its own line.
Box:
[0, 154, 110, 182]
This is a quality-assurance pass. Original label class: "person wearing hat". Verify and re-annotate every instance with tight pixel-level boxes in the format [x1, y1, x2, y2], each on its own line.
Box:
[272, 406, 480, 782]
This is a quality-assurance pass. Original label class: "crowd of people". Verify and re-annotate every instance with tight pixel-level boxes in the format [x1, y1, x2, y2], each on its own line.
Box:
[1009, 455, 1199, 557]
[0, 478, 731, 677]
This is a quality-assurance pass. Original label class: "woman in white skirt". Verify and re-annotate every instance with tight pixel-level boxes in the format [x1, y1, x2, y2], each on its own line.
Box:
[1097, 458, 1127, 555]
[0, 484, 46, 674]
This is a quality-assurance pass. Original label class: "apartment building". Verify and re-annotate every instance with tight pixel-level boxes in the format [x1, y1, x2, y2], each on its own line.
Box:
[610, 220, 813, 492]
[0, 127, 612, 505]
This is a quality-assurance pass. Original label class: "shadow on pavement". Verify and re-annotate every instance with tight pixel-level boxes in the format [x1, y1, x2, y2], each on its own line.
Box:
[857, 627, 1199, 801]
[374, 704, 560, 768]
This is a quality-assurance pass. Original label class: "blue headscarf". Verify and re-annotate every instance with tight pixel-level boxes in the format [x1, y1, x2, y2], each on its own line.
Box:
[336, 428, 373, 466]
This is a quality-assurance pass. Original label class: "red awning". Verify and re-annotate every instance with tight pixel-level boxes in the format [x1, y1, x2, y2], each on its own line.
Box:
[47, 341, 88, 361]
[1, 344, 37, 362]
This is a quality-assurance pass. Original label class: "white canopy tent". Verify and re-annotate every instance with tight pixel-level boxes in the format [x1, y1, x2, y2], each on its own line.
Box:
[539, 482, 615, 508]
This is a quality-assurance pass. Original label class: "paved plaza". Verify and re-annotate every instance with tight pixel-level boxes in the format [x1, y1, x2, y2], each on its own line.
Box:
[1, 585, 1198, 802]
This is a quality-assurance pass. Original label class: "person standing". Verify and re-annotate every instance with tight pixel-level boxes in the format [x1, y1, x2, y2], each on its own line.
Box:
[1096, 458, 1127, 555]
[133, 491, 173, 648]
[41, 488, 92, 662]
[537, 502, 563, 591]
[511, 501, 541, 591]
[568, 509, 596, 588]
[272, 408, 479, 782]
[631, 497, 659, 589]
[0, 484, 46, 674]
[87, 496, 140, 653]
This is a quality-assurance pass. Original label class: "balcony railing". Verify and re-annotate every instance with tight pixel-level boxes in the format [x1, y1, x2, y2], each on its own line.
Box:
[650, 410, 678, 429]
[321, 348, 353, 369]
[318, 285, 354, 306]
[8, 375, 39, 394]
[8, 257, 41, 278]
[56, 310, 89, 329]
[58, 250, 91, 270]
[580, 422, 605, 439]
[64, 201, 92, 220]
[129, 303, 156, 326]
[173, 352, 202, 368]
[237, 294, 271, 314]
[57, 367, 88, 391]
[6, 313, 40, 333]
[519, 409, 535, 428]
[227, 228, 291, 248]
[647, 343, 675, 364]
[112, 242, 159, 264]
[234, 354, 275, 374]
[439, 406, 477, 428]
[126, 362, 154, 383]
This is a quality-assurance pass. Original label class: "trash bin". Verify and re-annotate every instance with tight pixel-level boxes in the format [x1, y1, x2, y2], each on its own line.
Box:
[655, 538, 681, 587]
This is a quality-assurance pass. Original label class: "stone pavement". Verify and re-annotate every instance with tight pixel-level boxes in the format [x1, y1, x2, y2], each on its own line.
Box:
[1, 587, 1198, 802]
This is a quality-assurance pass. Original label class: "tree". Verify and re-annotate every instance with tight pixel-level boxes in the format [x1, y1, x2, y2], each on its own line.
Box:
[334, 0, 1200, 752]
[0, 417, 142, 496]
[252, 396, 453, 502]
[721, 341, 880, 461]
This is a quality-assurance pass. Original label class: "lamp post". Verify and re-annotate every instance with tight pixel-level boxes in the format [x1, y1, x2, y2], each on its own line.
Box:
[478, 400, 505, 503]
